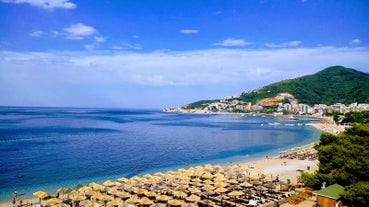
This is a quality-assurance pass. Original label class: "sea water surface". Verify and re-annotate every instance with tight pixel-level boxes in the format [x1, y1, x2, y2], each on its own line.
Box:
[0, 107, 321, 202]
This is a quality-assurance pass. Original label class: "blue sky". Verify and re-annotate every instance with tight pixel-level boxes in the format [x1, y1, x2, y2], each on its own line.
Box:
[1, 0, 369, 108]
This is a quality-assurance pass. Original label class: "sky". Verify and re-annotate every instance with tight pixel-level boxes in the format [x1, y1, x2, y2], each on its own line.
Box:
[1, 0, 369, 109]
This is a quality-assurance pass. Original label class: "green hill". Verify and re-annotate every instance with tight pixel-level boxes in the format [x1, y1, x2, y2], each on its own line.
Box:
[185, 66, 369, 109]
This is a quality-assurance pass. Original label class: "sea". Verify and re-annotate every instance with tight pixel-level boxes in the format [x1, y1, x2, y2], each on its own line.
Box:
[0, 106, 321, 203]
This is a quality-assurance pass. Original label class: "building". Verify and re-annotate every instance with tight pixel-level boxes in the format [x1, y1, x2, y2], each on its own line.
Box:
[315, 184, 344, 207]
[283, 103, 292, 111]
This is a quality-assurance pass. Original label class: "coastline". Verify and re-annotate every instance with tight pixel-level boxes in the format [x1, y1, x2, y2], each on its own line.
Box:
[1, 116, 338, 207]
[0, 141, 319, 207]
[306, 122, 348, 134]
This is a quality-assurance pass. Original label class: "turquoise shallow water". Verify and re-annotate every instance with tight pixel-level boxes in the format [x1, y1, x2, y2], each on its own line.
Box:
[0, 107, 321, 202]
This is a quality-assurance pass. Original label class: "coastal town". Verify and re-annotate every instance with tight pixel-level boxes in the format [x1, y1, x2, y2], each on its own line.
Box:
[164, 93, 369, 117]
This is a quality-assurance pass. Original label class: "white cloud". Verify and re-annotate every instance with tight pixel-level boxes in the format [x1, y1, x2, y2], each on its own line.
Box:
[63, 23, 96, 40]
[264, 41, 302, 48]
[1, 47, 369, 107]
[29, 30, 44, 37]
[111, 46, 123, 50]
[180, 29, 199, 34]
[2, 46, 368, 86]
[84, 44, 95, 50]
[350, 39, 361, 45]
[1, 0, 76, 10]
[117, 43, 142, 50]
[213, 38, 251, 47]
[94, 36, 105, 43]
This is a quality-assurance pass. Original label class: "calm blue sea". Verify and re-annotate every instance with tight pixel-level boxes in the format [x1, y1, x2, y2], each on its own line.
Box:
[0, 107, 321, 202]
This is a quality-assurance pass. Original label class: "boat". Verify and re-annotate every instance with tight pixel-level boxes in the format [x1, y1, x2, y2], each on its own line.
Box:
[268, 122, 281, 126]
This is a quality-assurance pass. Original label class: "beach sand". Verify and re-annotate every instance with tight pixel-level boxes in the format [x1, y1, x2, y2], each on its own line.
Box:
[240, 157, 318, 185]
[307, 122, 347, 134]
[0, 154, 319, 207]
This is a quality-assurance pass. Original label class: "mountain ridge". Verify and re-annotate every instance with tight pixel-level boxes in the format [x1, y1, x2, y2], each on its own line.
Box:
[184, 66, 369, 109]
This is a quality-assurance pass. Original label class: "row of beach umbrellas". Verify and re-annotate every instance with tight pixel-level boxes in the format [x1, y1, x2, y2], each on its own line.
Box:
[33, 164, 279, 206]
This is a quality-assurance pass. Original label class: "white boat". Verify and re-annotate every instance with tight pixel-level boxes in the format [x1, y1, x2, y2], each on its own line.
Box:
[268, 122, 281, 126]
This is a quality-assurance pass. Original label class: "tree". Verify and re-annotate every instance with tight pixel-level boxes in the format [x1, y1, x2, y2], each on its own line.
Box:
[341, 181, 369, 207]
[314, 124, 369, 186]
[341, 111, 369, 124]
[300, 172, 321, 189]
[301, 114, 369, 206]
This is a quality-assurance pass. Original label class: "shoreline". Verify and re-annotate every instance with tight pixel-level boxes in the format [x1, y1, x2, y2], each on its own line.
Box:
[0, 141, 319, 207]
[1, 118, 338, 207]
[307, 122, 348, 134]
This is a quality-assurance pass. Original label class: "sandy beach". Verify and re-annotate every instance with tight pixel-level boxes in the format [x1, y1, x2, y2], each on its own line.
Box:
[0, 119, 345, 207]
[307, 120, 348, 135]
[1, 144, 319, 207]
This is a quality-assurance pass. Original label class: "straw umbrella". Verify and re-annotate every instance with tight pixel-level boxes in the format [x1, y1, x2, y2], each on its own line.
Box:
[254, 186, 268, 199]
[45, 197, 63, 205]
[57, 187, 71, 195]
[155, 195, 169, 203]
[85, 201, 101, 207]
[173, 191, 187, 199]
[201, 172, 213, 180]
[53, 203, 70, 207]
[103, 180, 116, 187]
[214, 181, 228, 188]
[185, 194, 200, 203]
[100, 194, 114, 206]
[203, 179, 214, 186]
[139, 197, 153, 206]
[187, 187, 201, 194]
[68, 191, 86, 206]
[135, 188, 148, 196]
[249, 175, 259, 180]
[91, 191, 102, 200]
[252, 180, 263, 186]
[202, 184, 215, 192]
[228, 190, 245, 206]
[228, 190, 244, 197]
[191, 177, 202, 184]
[227, 178, 238, 185]
[107, 188, 120, 197]
[78, 186, 91, 194]
[107, 198, 122, 207]
[144, 191, 157, 199]
[168, 199, 184, 207]
[117, 177, 129, 183]
[240, 181, 253, 188]
[215, 187, 228, 194]
[126, 195, 140, 205]
[205, 164, 213, 171]
[116, 191, 131, 200]
[33, 190, 49, 204]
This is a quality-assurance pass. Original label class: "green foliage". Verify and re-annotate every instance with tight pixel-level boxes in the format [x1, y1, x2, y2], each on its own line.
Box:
[301, 113, 369, 206]
[240, 66, 369, 105]
[315, 124, 369, 186]
[184, 99, 220, 109]
[302, 122, 369, 206]
[282, 98, 291, 104]
[183, 66, 369, 109]
[300, 172, 321, 189]
[318, 132, 338, 145]
[342, 111, 369, 124]
[341, 181, 369, 207]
